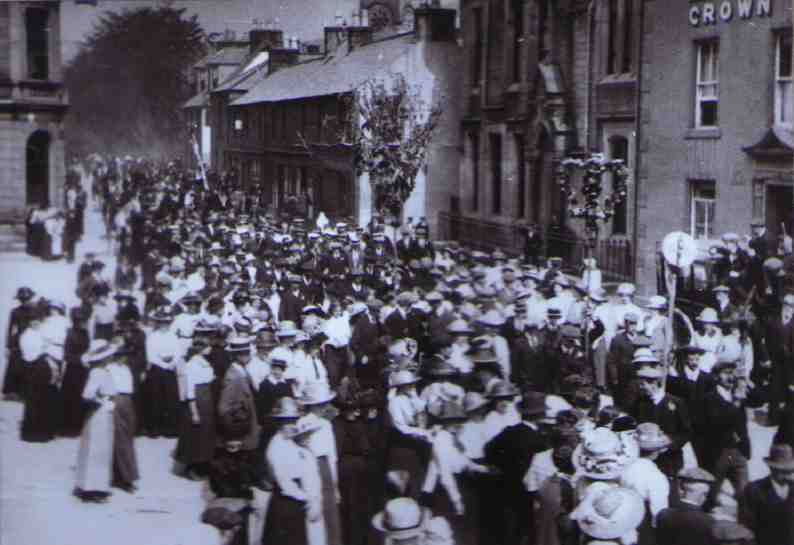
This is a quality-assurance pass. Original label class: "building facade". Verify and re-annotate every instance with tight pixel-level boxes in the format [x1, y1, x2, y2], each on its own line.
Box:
[0, 1, 68, 222]
[224, 7, 462, 233]
[449, 0, 638, 279]
[636, 0, 792, 290]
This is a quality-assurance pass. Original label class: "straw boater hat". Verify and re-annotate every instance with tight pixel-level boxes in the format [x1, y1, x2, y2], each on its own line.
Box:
[297, 382, 337, 406]
[571, 484, 646, 540]
[82, 339, 119, 365]
[697, 307, 720, 324]
[447, 319, 474, 336]
[477, 309, 506, 328]
[645, 295, 667, 310]
[372, 498, 431, 540]
[276, 321, 300, 338]
[285, 414, 324, 439]
[573, 428, 638, 480]
[632, 348, 658, 365]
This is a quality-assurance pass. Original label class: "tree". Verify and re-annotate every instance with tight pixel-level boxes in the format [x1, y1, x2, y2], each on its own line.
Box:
[64, 7, 206, 158]
[300, 74, 443, 220]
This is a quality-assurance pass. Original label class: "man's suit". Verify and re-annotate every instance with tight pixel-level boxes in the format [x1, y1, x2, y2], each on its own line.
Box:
[656, 501, 714, 545]
[217, 363, 261, 451]
[742, 476, 794, 545]
[631, 393, 692, 477]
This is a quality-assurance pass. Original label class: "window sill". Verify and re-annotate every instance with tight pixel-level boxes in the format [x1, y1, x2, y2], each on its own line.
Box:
[685, 127, 722, 140]
[598, 73, 636, 85]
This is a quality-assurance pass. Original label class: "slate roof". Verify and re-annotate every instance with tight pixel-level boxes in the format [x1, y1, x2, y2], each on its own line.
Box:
[182, 90, 209, 109]
[231, 33, 415, 105]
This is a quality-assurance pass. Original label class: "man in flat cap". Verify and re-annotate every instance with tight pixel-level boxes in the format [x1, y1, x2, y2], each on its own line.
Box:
[656, 468, 716, 545]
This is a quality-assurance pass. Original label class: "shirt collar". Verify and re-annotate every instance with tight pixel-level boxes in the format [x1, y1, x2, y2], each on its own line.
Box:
[716, 385, 733, 403]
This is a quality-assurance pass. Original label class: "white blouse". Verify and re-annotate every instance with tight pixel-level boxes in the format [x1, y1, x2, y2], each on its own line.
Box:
[266, 433, 322, 503]
[183, 355, 215, 400]
[421, 429, 476, 505]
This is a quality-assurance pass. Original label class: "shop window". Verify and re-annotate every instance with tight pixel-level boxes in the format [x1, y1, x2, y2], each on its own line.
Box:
[752, 179, 765, 220]
[472, 7, 484, 85]
[608, 136, 629, 235]
[695, 40, 719, 128]
[490, 133, 502, 215]
[512, 0, 523, 83]
[690, 180, 716, 240]
[471, 133, 480, 212]
[775, 31, 792, 127]
[515, 134, 526, 218]
[26, 9, 49, 80]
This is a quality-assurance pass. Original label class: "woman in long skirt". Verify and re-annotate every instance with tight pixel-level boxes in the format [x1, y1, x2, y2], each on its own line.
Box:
[74, 340, 118, 503]
[175, 334, 216, 479]
[60, 308, 91, 436]
[108, 347, 139, 493]
[21, 355, 56, 442]
[297, 384, 342, 545]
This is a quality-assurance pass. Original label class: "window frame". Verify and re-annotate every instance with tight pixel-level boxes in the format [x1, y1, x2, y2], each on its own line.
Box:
[471, 132, 480, 212]
[25, 8, 49, 81]
[695, 40, 720, 129]
[515, 133, 526, 218]
[775, 30, 793, 127]
[472, 7, 484, 87]
[490, 133, 502, 215]
[607, 135, 630, 235]
[689, 179, 716, 240]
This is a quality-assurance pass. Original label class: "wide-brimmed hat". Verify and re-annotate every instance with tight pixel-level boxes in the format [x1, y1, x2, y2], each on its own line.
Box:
[276, 321, 300, 338]
[447, 319, 474, 335]
[697, 308, 720, 324]
[463, 391, 489, 414]
[477, 309, 506, 327]
[765, 443, 794, 470]
[388, 369, 420, 389]
[572, 484, 646, 540]
[645, 295, 667, 310]
[226, 337, 252, 352]
[573, 428, 638, 480]
[82, 339, 119, 364]
[635, 422, 672, 452]
[285, 414, 324, 439]
[486, 380, 520, 399]
[269, 397, 302, 419]
[297, 382, 337, 406]
[632, 348, 658, 364]
[150, 308, 174, 322]
[372, 498, 431, 540]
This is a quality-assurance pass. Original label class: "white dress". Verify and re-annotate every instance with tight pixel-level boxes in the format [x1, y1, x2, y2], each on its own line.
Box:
[76, 367, 116, 493]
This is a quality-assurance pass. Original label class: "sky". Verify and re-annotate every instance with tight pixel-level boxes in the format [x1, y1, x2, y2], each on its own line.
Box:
[61, 0, 362, 62]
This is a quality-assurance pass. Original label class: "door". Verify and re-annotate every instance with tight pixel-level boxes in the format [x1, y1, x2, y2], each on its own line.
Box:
[766, 184, 794, 240]
[26, 130, 50, 207]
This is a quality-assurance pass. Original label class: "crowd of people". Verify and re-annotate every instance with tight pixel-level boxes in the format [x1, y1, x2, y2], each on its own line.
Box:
[4, 155, 794, 545]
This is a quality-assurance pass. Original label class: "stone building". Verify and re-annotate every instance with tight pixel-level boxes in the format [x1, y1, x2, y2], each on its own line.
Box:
[222, 6, 462, 233]
[0, 1, 68, 222]
[636, 0, 792, 290]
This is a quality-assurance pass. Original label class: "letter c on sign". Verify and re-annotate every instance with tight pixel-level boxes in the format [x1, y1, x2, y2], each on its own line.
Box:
[689, 5, 700, 26]
[719, 0, 733, 20]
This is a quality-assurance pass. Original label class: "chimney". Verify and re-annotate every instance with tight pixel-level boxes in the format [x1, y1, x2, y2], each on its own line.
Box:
[249, 28, 284, 54]
[268, 39, 300, 75]
[324, 10, 373, 55]
[414, 5, 456, 42]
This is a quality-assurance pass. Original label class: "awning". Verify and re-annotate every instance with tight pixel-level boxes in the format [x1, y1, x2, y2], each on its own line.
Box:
[742, 125, 794, 160]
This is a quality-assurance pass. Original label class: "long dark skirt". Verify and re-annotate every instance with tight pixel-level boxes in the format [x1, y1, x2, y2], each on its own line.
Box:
[385, 434, 428, 500]
[113, 394, 139, 484]
[94, 322, 114, 341]
[175, 383, 217, 466]
[262, 494, 307, 545]
[142, 367, 180, 437]
[318, 456, 343, 545]
[2, 349, 27, 397]
[339, 455, 371, 545]
[21, 359, 55, 442]
[61, 361, 90, 436]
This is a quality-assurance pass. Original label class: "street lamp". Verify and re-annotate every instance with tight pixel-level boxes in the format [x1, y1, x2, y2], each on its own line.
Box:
[555, 150, 630, 367]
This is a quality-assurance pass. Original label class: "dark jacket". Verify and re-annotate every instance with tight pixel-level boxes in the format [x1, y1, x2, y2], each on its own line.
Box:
[631, 394, 692, 476]
[656, 502, 714, 545]
[700, 390, 751, 470]
[484, 422, 548, 494]
[742, 476, 794, 545]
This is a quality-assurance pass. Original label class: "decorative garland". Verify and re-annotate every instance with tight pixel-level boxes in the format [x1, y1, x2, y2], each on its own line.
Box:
[555, 152, 630, 246]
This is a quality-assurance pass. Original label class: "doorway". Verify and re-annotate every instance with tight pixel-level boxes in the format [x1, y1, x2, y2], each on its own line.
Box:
[26, 130, 50, 207]
[766, 184, 793, 240]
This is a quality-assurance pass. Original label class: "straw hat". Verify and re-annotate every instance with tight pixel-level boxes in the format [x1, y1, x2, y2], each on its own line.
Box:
[632, 348, 658, 365]
[296, 382, 337, 406]
[635, 422, 672, 452]
[276, 321, 300, 338]
[82, 339, 119, 365]
[572, 484, 646, 540]
[645, 295, 667, 310]
[463, 392, 489, 414]
[697, 308, 720, 324]
[388, 370, 420, 389]
[372, 498, 431, 540]
[573, 428, 637, 480]
[447, 319, 474, 335]
[285, 414, 324, 439]
[226, 337, 252, 352]
[485, 380, 520, 399]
